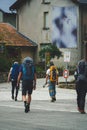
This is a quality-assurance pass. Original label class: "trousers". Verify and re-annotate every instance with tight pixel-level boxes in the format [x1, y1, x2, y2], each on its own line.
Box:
[76, 80, 87, 110]
[11, 80, 19, 98]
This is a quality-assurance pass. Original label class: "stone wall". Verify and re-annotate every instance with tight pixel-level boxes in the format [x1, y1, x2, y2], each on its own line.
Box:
[0, 72, 46, 83]
[0, 72, 8, 83]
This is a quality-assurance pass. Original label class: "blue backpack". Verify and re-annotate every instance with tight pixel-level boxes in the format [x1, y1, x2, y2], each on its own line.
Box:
[11, 63, 19, 81]
[22, 59, 35, 81]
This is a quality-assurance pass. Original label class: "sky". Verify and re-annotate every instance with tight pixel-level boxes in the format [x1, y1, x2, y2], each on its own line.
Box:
[0, 0, 16, 13]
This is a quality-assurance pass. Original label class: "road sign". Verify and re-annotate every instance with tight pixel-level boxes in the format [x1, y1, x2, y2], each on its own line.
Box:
[63, 69, 69, 78]
[64, 51, 70, 62]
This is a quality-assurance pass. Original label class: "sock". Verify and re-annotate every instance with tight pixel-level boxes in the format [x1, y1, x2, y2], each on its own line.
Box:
[24, 101, 26, 107]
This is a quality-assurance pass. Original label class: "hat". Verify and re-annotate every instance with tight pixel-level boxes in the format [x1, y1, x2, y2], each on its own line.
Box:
[14, 61, 18, 64]
[22, 56, 33, 64]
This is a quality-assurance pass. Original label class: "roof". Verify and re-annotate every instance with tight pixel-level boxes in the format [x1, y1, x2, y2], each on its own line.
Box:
[72, 0, 87, 4]
[0, 23, 37, 47]
[0, 0, 16, 13]
[10, 0, 28, 11]
[79, 0, 87, 4]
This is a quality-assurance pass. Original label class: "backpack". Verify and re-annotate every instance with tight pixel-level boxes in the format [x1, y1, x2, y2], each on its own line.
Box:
[49, 66, 58, 82]
[22, 59, 35, 81]
[11, 63, 19, 81]
[77, 60, 87, 81]
[78, 61, 85, 75]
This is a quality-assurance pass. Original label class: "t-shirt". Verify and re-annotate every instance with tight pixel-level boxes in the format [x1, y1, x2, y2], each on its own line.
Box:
[19, 65, 36, 74]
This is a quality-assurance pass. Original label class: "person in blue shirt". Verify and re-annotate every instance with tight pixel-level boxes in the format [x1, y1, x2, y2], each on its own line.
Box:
[17, 57, 37, 113]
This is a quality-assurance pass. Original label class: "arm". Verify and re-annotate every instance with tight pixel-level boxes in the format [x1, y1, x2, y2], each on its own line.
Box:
[46, 74, 49, 84]
[7, 67, 12, 82]
[7, 71, 11, 82]
[33, 66, 37, 90]
[17, 72, 22, 85]
[56, 75, 59, 85]
[45, 69, 50, 84]
[56, 69, 59, 85]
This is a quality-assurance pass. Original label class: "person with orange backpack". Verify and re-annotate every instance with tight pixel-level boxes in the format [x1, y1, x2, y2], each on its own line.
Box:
[45, 62, 58, 102]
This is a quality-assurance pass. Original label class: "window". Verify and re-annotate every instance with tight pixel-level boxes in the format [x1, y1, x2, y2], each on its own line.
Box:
[43, 12, 49, 30]
[42, 0, 50, 4]
[0, 44, 5, 53]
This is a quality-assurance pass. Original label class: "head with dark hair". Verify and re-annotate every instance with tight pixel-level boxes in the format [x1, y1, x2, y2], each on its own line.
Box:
[50, 61, 54, 66]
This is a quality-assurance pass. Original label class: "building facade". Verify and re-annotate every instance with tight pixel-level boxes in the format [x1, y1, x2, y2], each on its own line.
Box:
[10, 0, 84, 67]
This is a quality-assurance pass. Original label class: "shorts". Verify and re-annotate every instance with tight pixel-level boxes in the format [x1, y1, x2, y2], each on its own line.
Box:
[22, 80, 33, 95]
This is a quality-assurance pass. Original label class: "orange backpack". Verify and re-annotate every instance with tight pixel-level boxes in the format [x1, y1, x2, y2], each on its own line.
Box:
[49, 66, 58, 82]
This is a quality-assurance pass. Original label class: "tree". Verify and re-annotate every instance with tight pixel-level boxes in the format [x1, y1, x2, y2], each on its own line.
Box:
[39, 44, 62, 60]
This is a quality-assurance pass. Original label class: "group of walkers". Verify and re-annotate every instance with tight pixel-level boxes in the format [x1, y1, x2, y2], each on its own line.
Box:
[7, 57, 59, 113]
[7, 53, 87, 114]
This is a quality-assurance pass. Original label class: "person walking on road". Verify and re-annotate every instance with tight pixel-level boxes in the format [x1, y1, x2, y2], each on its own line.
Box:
[17, 57, 37, 113]
[7, 62, 20, 101]
[75, 44, 87, 114]
[45, 62, 58, 102]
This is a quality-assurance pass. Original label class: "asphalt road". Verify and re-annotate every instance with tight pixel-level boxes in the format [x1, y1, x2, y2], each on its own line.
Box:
[0, 78, 87, 130]
[0, 100, 87, 130]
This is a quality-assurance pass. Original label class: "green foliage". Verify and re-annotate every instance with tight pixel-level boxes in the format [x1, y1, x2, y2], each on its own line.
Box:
[36, 62, 45, 72]
[39, 44, 62, 60]
[0, 46, 21, 72]
[0, 55, 10, 72]
[36, 65, 44, 72]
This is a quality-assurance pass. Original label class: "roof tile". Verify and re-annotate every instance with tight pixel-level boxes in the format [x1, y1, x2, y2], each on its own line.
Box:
[0, 23, 37, 47]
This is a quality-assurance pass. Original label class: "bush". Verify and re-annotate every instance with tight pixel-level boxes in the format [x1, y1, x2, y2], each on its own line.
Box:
[0, 55, 11, 72]
[36, 62, 45, 72]
[39, 44, 62, 60]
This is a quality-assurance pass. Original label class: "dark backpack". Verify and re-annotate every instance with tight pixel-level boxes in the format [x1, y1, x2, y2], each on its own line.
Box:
[78, 61, 85, 75]
[22, 60, 35, 81]
[11, 63, 19, 80]
[77, 60, 87, 81]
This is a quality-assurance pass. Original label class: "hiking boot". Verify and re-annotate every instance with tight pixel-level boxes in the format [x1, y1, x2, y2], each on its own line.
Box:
[51, 98, 55, 102]
[51, 97, 56, 102]
[80, 110, 86, 114]
[15, 97, 17, 101]
[78, 107, 86, 114]
[53, 97, 56, 101]
[12, 95, 14, 100]
[25, 104, 30, 113]
[81, 111, 86, 114]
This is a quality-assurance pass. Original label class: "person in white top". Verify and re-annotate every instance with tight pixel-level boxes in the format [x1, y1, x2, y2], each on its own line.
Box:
[45, 62, 58, 102]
